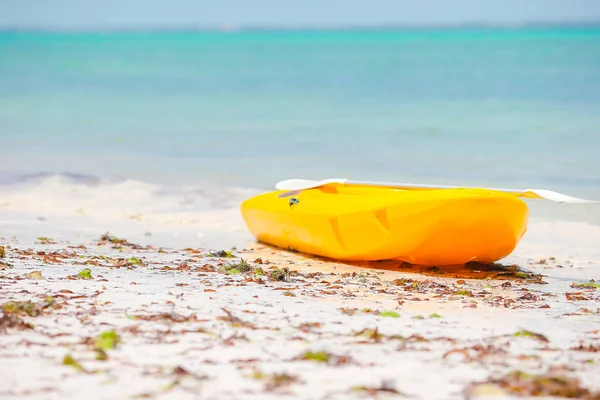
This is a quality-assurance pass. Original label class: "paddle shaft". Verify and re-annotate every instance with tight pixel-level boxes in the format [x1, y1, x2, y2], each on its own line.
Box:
[341, 179, 526, 195]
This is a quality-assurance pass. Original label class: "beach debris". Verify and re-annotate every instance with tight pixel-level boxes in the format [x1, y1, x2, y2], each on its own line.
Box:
[25, 270, 43, 280]
[2, 299, 53, 317]
[269, 267, 289, 281]
[379, 311, 401, 318]
[443, 343, 508, 363]
[126, 257, 143, 266]
[466, 370, 600, 399]
[223, 259, 253, 274]
[94, 330, 121, 351]
[354, 328, 386, 343]
[538, 257, 557, 265]
[297, 351, 331, 363]
[392, 278, 412, 286]
[159, 366, 209, 393]
[0, 302, 37, 332]
[129, 312, 202, 324]
[455, 289, 474, 297]
[93, 330, 121, 360]
[97, 233, 144, 250]
[571, 342, 600, 352]
[75, 268, 93, 280]
[566, 292, 593, 301]
[62, 354, 86, 372]
[0, 297, 57, 334]
[249, 369, 300, 391]
[513, 329, 549, 342]
[217, 308, 253, 328]
[571, 280, 600, 290]
[296, 322, 322, 332]
[0, 312, 34, 332]
[422, 266, 444, 275]
[208, 250, 234, 258]
[36, 237, 55, 244]
[295, 350, 353, 366]
[0, 245, 5, 258]
[351, 380, 403, 397]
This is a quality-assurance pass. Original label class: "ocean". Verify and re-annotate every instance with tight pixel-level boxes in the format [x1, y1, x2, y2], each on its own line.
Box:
[1, 27, 600, 241]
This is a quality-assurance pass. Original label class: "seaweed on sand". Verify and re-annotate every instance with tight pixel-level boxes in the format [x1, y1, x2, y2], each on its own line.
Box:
[466, 371, 600, 399]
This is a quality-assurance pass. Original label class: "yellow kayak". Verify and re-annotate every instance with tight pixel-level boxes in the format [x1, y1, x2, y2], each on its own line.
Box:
[240, 185, 529, 266]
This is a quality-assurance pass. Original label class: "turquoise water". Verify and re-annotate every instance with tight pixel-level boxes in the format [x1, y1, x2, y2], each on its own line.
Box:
[1, 27, 599, 224]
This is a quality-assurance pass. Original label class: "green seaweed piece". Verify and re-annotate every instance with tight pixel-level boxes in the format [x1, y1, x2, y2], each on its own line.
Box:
[78, 268, 93, 279]
[95, 350, 108, 361]
[455, 289, 474, 297]
[94, 330, 121, 351]
[63, 354, 85, 372]
[572, 282, 600, 289]
[254, 267, 265, 276]
[300, 351, 331, 363]
[513, 329, 549, 342]
[127, 257, 142, 266]
[429, 313, 443, 318]
[380, 311, 401, 318]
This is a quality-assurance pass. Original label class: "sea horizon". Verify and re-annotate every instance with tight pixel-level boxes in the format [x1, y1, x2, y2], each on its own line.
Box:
[2, 20, 600, 33]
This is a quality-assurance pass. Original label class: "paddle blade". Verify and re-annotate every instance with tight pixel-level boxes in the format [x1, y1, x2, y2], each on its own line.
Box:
[525, 189, 600, 204]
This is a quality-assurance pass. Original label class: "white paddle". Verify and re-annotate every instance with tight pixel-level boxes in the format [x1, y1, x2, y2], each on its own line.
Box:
[275, 178, 600, 204]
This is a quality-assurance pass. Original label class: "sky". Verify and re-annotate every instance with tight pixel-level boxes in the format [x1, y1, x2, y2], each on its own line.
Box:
[1, 0, 600, 30]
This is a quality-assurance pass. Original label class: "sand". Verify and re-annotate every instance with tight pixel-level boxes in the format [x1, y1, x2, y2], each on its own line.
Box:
[1, 213, 600, 400]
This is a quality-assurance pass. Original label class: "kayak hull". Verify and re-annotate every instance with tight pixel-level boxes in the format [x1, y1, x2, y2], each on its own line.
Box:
[240, 185, 529, 266]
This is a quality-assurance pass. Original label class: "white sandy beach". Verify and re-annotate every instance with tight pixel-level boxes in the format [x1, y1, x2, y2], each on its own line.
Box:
[1, 204, 600, 400]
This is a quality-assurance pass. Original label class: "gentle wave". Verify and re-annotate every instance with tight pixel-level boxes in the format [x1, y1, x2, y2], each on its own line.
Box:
[0, 172, 599, 230]
[0, 173, 259, 231]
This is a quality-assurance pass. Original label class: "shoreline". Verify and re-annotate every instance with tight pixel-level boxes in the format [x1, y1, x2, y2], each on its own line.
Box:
[1, 221, 600, 399]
